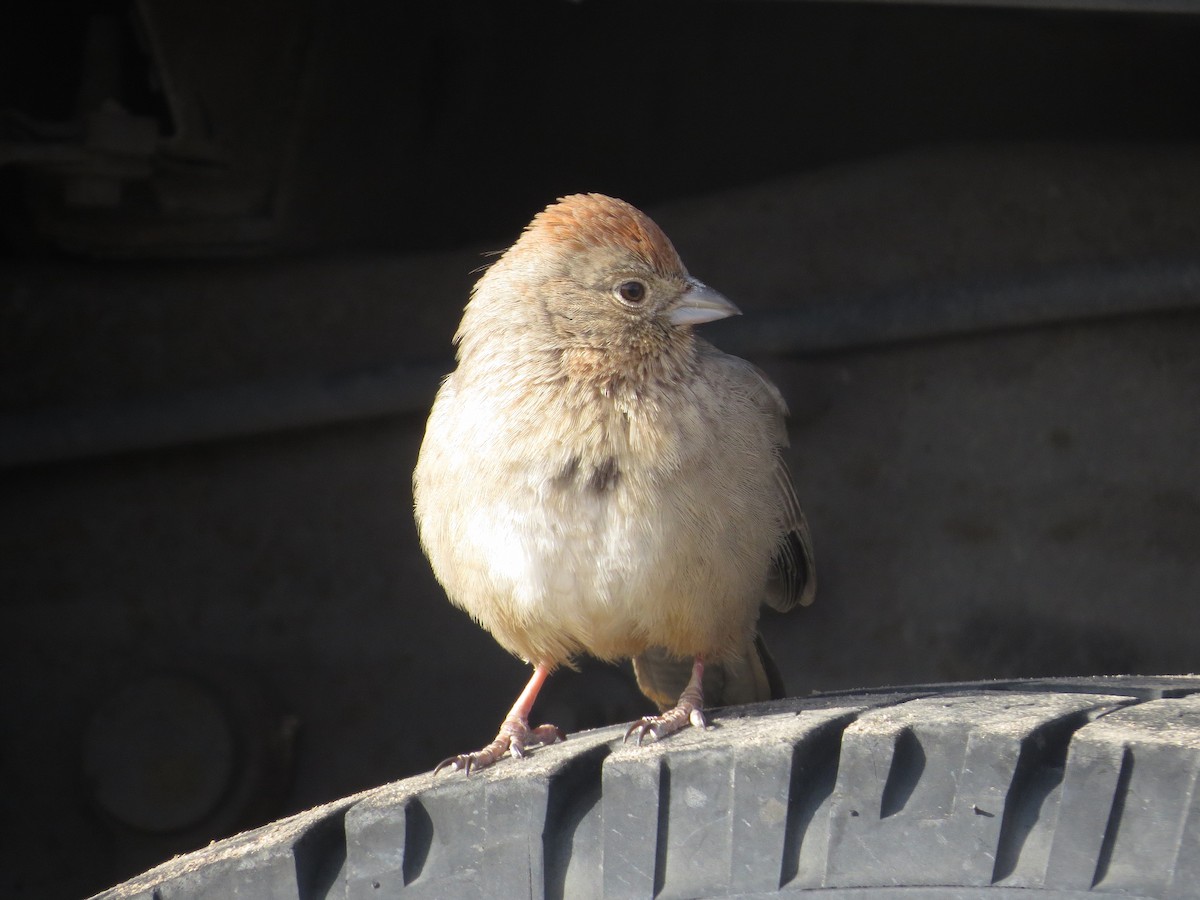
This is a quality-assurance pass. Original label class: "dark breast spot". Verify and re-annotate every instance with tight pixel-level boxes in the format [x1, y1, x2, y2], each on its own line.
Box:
[587, 457, 621, 494]
[551, 455, 621, 494]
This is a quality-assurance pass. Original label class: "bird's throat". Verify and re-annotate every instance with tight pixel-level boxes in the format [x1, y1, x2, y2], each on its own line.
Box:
[560, 334, 696, 397]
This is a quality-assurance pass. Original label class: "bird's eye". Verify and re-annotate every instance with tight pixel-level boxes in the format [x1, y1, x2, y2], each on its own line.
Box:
[617, 280, 647, 305]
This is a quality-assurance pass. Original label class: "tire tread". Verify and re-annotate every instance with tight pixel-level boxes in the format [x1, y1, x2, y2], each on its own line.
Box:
[90, 677, 1200, 900]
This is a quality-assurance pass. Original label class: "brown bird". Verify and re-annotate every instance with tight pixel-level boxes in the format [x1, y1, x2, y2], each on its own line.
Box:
[413, 193, 814, 774]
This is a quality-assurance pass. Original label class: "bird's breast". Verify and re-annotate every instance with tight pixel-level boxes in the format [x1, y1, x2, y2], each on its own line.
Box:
[414, 366, 769, 664]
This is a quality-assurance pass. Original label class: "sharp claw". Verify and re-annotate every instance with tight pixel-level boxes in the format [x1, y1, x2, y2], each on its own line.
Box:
[434, 755, 467, 776]
[623, 719, 655, 746]
[433, 718, 563, 775]
[434, 750, 489, 777]
[624, 702, 703, 747]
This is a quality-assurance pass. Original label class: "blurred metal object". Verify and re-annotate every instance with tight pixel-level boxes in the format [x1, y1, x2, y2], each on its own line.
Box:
[0, 1, 313, 256]
[719, 258, 1200, 358]
[2, 256, 1198, 469]
[84, 674, 238, 833]
[803, 0, 1200, 10]
[0, 362, 446, 468]
[80, 667, 300, 885]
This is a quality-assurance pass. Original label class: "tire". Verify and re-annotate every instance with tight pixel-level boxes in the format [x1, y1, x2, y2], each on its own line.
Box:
[92, 676, 1200, 899]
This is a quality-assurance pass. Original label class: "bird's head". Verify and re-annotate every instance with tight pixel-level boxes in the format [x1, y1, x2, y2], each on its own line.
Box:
[460, 194, 739, 383]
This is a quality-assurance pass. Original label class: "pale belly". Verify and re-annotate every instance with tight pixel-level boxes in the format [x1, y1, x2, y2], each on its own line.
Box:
[460, 489, 670, 659]
[440, 475, 758, 666]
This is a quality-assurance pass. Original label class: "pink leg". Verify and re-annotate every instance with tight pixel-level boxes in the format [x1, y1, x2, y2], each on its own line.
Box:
[434, 662, 565, 775]
[625, 655, 708, 745]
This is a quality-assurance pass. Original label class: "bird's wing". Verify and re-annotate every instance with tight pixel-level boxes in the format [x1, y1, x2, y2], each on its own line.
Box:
[767, 456, 817, 611]
[717, 351, 816, 612]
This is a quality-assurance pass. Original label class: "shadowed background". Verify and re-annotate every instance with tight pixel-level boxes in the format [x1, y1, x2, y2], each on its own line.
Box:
[2, 2, 1199, 897]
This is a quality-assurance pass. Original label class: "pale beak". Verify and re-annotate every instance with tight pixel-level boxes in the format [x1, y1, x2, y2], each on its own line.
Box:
[667, 279, 743, 326]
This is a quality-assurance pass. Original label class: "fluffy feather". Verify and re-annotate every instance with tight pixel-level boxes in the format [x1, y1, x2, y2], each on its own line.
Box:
[413, 193, 814, 705]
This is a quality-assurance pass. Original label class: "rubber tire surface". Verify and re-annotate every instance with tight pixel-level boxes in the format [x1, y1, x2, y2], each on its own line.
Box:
[93, 676, 1200, 899]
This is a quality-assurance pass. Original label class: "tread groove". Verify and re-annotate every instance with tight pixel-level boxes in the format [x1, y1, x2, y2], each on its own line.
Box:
[780, 714, 853, 887]
[879, 727, 925, 818]
[542, 744, 610, 900]
[991, 709, 1094, 884]
[401, 797, 433, 885]
[653, 760, 671, 897]
[293, 808, 349, 900]
[1092, 745, 1135, 888]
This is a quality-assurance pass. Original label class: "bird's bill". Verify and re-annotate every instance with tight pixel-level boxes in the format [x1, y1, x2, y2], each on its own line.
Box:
[668, 279, 743, 326]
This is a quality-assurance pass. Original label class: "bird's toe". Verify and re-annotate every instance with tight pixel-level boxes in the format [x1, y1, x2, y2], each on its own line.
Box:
[624, 701, 705, 746]
[434, 716, 563, 775]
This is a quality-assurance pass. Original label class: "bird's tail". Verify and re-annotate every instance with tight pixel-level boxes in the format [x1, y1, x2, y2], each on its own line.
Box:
[632, 633, 786, 712]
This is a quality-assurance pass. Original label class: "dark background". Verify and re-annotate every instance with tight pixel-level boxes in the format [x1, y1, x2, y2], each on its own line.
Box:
[2, 2, 1199, 897]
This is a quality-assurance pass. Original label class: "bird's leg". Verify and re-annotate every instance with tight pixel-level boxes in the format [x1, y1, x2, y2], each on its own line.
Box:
[434, 662, 564, 775]
[625, 655, 708, 745]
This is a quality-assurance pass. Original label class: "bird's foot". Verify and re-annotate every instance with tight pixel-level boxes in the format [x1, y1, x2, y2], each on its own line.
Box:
[624, 699, 707, 746]
[434, 715, 565, 775]
[625, 654, 709, 745]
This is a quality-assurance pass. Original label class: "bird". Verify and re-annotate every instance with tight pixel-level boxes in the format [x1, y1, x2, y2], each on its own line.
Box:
[412, 193, 815, 774]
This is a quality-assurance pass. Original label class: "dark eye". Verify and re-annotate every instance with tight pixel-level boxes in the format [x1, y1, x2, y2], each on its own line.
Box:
[617, 280, 646, 305]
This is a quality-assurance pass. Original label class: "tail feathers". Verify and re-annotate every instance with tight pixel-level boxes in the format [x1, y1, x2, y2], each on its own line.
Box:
[632, 634, 786, 712]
